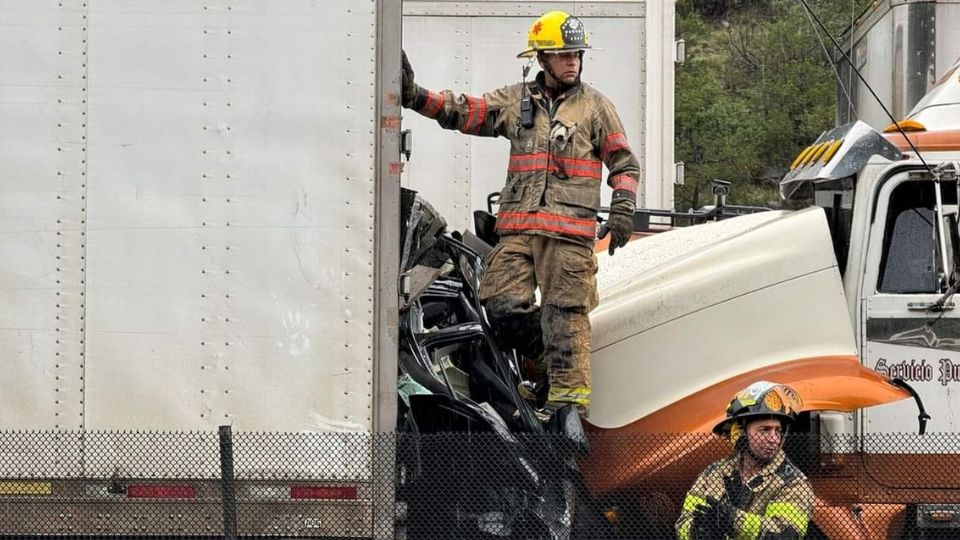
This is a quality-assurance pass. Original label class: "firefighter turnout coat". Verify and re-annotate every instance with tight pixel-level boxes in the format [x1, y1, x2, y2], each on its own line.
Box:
[408, 72, 641, 246]
[677, 449, 815, 540]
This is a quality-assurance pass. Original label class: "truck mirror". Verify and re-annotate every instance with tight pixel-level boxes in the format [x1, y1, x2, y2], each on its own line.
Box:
[944, 214, 959, 288]
[945, 212, 960, 287]
[931, 163, 959, 292]
[947, 169, 960, 286]
[956, 176, 960, 241]
[711, 179, 731, 209]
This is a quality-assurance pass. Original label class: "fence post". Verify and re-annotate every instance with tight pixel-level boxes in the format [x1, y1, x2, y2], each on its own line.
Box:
[219, 425, 238, 540]
[373, 433, 398, 540]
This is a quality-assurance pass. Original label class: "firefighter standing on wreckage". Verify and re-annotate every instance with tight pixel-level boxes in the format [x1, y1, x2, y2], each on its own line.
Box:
[401, 11, 641, 418]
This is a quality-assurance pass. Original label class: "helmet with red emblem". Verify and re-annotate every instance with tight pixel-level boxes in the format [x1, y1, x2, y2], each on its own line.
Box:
[517, 11, 591, 58]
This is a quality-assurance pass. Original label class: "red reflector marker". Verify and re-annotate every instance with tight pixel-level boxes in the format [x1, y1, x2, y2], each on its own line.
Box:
[127, 485, 196, 499]
[290, 486, 358, 500]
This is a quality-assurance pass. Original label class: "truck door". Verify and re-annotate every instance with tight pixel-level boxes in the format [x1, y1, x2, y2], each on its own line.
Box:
[861, 169, 960, 434]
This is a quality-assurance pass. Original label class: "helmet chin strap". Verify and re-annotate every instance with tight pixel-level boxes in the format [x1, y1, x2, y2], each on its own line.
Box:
[736, 420, 790, 466]
[745, 443, 773, 466]
[537, 51, 584, 92]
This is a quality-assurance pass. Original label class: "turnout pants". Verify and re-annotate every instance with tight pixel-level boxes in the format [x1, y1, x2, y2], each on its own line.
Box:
[478, 234, 599, 412]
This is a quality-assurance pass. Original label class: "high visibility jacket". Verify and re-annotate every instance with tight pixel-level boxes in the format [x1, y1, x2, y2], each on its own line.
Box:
[676, 450, 815, 540]
[409, 72, 641, 245]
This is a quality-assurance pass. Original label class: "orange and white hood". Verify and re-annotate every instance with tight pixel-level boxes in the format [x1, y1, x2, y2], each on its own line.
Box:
[588, 207, 910, 432]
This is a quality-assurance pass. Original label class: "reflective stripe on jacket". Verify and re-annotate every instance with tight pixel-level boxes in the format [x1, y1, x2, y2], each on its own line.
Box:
[410, 72, 641, 245]
[676, 449, 814, 540]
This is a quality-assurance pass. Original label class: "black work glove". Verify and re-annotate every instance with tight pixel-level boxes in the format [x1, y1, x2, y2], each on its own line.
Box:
[690, 502, 724, 540]
[401, 50, 418, 108]
[695, 496, 736, 538]
[598, 199, 635, 256]
[723, 472, 752, 509]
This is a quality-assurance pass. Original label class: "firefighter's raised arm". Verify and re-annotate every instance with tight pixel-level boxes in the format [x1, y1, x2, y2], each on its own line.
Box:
[401, 50, 509, 138]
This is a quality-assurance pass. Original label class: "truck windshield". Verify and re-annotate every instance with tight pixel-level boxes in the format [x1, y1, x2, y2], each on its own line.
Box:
[814, 177, 856, 275]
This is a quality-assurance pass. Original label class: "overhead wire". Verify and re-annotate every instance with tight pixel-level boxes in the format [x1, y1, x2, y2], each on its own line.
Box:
[846, 0, 857, 121]
[795, 0, 933, 174]
[799, 1, 857, 120]
[797, 0, 957, 306]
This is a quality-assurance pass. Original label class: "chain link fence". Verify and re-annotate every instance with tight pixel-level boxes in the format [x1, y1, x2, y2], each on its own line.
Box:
[0, 430, 959, 538]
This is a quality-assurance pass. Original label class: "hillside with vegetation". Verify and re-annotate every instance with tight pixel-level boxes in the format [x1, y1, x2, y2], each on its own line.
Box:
[675, 0, 872, 210]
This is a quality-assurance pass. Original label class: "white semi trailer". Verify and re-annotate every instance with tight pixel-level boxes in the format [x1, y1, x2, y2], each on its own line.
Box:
[0, 1, 675, 536]
[837, 0, 960, 129]
[0, 0, 402, 536]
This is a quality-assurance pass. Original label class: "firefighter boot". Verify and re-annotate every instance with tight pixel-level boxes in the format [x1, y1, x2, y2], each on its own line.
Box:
[517, 352, 549, 406]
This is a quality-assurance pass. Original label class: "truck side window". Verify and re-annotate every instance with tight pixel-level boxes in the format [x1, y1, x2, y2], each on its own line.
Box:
[814, 177, 855, 275]
[878, 181, 937, 293]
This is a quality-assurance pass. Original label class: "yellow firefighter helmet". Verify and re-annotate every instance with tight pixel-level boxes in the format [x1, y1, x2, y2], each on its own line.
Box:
[517, 11, 591, 58]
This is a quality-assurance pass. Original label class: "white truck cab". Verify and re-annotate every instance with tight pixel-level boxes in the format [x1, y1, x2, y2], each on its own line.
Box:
[784, 59, 960, 437]
[771, 61, 960, 537]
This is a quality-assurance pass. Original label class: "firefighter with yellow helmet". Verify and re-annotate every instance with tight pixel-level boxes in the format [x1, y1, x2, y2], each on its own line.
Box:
[676, 381, 815, 539]
[401, 12, 641, 418]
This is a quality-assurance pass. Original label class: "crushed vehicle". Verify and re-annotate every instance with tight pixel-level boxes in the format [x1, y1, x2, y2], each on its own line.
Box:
[396, 189, 604, 539]
[394, 179, 931, 538]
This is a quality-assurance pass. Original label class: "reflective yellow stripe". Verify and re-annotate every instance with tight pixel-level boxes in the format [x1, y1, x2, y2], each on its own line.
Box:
[683, 494, 707, 512]
[0, 482, 52, 495]
[678, 494, 706, 540]
[736, 511, 761, 540]
[765, 502, 809, 535]
[547, 386, 590, 406]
